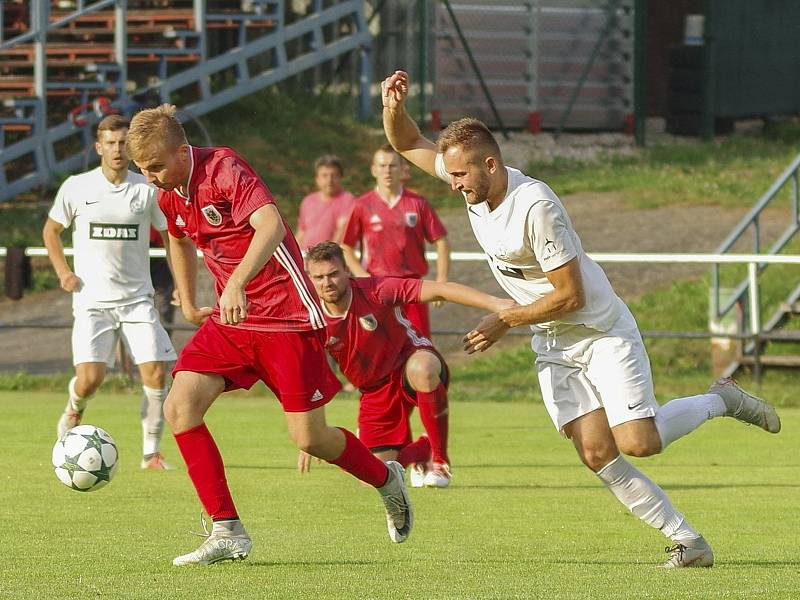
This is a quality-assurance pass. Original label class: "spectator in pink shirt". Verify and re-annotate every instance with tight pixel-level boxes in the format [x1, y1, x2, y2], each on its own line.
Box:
[296, 155, 356, 251]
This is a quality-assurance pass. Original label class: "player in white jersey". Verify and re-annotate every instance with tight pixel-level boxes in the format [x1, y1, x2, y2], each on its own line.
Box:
[380, 70, 782, 568]
[43, 115, 178, 470]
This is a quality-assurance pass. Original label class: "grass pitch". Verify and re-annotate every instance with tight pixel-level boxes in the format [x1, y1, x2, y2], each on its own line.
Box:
[2, 391, 798, 599]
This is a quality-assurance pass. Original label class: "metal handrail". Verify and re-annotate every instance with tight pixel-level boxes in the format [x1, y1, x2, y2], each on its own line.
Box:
[712, 152, 800, 321]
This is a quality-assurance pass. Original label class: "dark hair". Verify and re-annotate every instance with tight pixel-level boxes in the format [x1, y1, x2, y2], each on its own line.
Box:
[436, 117, 501, 159]
[96, 114, 130, 140]
[305, 241, 346, 265]
[314, 154, 343, 176]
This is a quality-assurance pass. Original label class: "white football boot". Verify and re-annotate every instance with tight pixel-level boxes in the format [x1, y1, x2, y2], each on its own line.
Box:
[659, 537, 714, 569]
[378, 460, 413, 543]
[173, 518, 251, 566]
[56, 402, 83, 439]
[140, 452, 176, 470]
[709, 377, 781, 433]
[409, 463, 427, 488]
[423, 463, 452, 488]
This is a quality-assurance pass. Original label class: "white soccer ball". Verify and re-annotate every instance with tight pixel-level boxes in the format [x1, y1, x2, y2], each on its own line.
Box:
[52, 425, 119, 492]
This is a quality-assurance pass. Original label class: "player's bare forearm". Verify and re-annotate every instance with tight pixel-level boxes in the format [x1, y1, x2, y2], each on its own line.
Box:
[381, 70, 438, 177]
[170, 235, 199, 311]
[43, 218, 80, 291]
[434, 237, 450, 282]
[227, 204, 285, 290]
[341, 244, 370, 277]
[420, 280, 512, 312]
[497, 258, 585, 328]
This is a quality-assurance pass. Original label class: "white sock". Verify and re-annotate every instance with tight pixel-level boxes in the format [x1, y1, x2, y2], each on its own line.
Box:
[141, 385, 168, 457]
[212, 519, 245, 535]
[68, 376, 91, 412]
[596, 455, 700, 543]
[655, 393, 726, 450]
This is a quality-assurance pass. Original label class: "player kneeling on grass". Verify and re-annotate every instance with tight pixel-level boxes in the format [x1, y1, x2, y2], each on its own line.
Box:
[127, 104, 414, 567]
[43, 114, 176, 471]
[299, 241, 512, 488]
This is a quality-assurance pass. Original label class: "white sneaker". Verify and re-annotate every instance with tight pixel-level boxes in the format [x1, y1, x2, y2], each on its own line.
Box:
[659, 537, 714, 569]
[709, 377, 781, 433]
[378, 460, 413, 543]
[423, 463, 451, 488]
[173, 519, 251, 566]
[56, 403, 83, 439]
[409, 463, 426, 488]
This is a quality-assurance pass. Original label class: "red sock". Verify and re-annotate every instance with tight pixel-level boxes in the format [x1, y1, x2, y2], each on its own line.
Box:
[329, 428, 390, 487]
[417, 383, 449, 465]
[396, 435, 432, 469]
[174, 423, 238, 520]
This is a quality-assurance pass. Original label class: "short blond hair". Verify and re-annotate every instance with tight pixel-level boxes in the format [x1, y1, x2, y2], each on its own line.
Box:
[127, 104, 187, 162]
[436, 117, 501, 160]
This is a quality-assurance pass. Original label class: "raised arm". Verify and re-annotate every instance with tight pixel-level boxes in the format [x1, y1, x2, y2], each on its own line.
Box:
[382, 70, 438, 178]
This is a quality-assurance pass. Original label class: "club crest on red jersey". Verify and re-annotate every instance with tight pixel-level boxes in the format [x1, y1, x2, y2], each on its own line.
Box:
[404, 212, 418, 227]
[358, 313, 378, 331]
[201, 204, 222, 226]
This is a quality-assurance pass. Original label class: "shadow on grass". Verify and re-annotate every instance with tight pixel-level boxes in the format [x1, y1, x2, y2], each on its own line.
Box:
[243, 559, 377, 568]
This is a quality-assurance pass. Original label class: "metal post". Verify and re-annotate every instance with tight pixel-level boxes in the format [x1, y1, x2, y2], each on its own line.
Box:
[194, 0, 207, 61]
[525, 0, 541, 133]
[701, 0, 714, 140]
[633, 0, 647, 146]
[792, 171, 799, 224]
[115, 0, 128, 104]
[32, 0, 49, 184]
[358, 45, 372, 122]
[417, 0, 428, 127]
[747, 261, 761, 383]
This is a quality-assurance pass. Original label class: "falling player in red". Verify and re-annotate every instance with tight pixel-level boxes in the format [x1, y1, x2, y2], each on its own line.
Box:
[340, 143, 450, 338]
[127, 104, 413, 566]
[301, 242, 511, 487]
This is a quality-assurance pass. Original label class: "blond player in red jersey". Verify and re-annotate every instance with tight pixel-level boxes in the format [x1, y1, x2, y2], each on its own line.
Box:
[300, 242, 512, 487]
[126, 104, 413, 566]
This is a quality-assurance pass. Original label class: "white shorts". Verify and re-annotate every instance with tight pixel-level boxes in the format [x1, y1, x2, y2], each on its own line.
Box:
[532, 306, 657, 434]
[72, 300, 177, 367]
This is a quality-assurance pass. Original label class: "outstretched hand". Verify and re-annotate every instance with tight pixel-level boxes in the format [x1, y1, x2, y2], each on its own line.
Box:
[463, 312, 510, 354]
[381, 70, 410, 110]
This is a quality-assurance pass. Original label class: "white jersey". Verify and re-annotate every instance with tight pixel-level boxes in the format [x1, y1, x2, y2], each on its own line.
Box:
[48, 167, 167, 309]
[435, 154, 624, 332]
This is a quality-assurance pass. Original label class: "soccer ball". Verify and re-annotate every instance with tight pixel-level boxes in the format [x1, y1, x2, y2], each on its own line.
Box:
[52, 425, 119, 492]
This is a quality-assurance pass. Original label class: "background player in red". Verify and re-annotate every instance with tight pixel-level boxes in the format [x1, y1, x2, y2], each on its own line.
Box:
[126, 104, 413, 567]
[341, 143, 450, 338]
[301, 242, 511, 487]
[295, 154, 355, 252]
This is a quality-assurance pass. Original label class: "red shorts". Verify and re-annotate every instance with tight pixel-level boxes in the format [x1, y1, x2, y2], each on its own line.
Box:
[402, 302, 430, 338]
[174, 318, 341, 412]
[358, 349, 448, 450]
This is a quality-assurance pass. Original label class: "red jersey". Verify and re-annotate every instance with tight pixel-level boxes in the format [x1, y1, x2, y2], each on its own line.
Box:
[296, 190, 356, 250]
[323, 276, 433, 389]
[342, 188, 447, 278]
[159, 146, 325, 332]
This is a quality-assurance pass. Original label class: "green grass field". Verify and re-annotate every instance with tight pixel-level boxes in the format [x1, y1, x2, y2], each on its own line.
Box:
[3, 391, 798, 599]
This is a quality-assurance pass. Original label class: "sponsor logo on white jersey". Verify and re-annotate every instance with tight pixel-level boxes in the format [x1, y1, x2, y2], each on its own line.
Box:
[201, 204, 223, 226]
[89, 223, 139, 240]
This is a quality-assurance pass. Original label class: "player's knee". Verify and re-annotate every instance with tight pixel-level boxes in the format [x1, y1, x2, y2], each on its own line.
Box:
[77, 374, 104, 396]
[578, 446, 618, 472]
[618, 437, 661, 457]
[406, 355, 441, 392]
